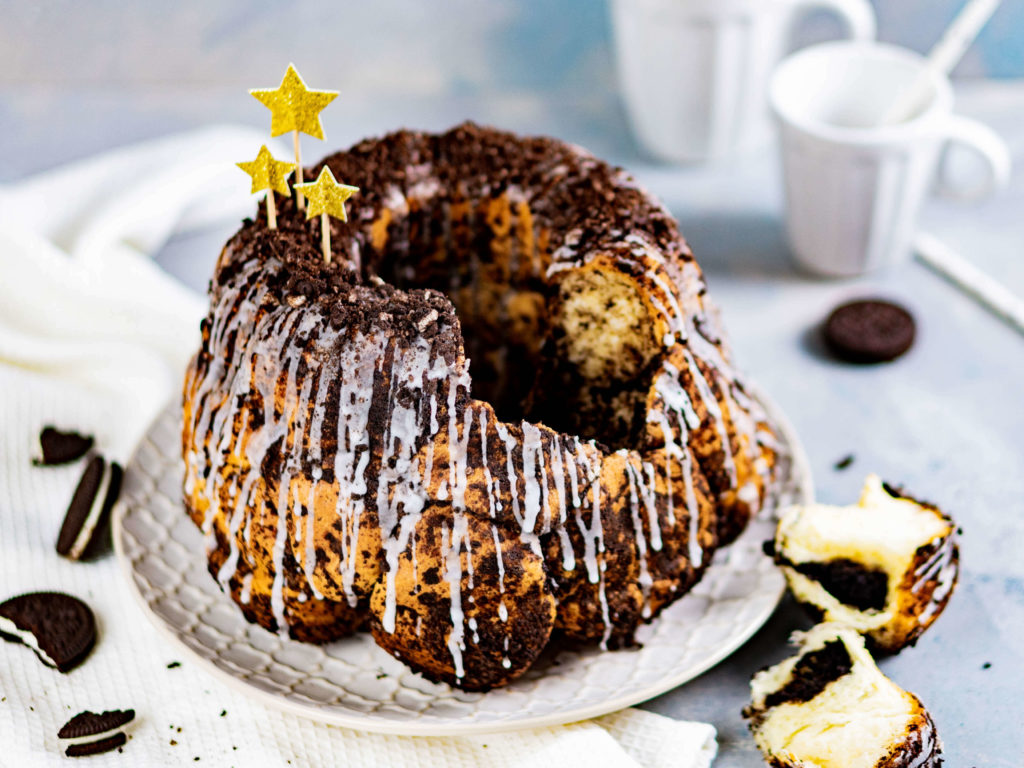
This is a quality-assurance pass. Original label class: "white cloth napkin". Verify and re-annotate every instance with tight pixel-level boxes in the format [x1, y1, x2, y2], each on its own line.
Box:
[0, 127, 718, 768]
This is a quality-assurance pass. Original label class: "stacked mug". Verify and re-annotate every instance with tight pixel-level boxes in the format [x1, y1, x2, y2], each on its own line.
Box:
[610, 0, 1011, 276]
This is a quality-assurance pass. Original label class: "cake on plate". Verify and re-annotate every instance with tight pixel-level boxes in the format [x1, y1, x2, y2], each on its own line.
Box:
[182, 122, 781, 689]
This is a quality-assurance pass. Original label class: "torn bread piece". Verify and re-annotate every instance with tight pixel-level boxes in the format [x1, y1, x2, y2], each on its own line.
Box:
[768, 475, 958, 653]
[745, 623, 942, 768]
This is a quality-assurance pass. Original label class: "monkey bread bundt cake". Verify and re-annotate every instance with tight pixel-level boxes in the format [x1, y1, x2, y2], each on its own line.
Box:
[182, 123, 782, 690]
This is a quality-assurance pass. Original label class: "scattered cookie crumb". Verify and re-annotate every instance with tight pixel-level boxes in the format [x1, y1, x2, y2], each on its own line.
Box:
[170, 740, 177, 746]
[834, 454, 855, 470]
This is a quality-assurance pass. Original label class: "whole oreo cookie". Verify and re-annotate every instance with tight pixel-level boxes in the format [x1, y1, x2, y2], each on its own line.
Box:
[56, 455, 123, 561]
[0, 592, 96, 672]
[824, 299, 916, 364]
[59, 709, 134, 757]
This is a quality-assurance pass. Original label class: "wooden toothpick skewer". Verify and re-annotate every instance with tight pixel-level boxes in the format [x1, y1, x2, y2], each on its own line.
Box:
[294, 130, 304, 210]
[321, 212, 331, 265]
[266, 192, 278, 229]
[293, 166, 358, 269]
[236, 145, 294, 231]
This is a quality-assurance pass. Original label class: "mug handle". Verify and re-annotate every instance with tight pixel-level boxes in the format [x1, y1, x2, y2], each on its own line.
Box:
[791, 0, 877, 41]
[935, 115, 1012, 201]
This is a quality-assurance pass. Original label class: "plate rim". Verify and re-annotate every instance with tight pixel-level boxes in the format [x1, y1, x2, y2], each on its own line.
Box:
[112, 386, 812, 736]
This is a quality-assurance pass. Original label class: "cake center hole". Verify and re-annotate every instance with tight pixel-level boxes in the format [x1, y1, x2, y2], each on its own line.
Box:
[371, 195, 659, 449]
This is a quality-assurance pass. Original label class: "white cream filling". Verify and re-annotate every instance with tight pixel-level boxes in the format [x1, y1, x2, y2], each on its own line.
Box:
[751, 624, 916, 768]
[59, 728, 128, 748]
[0, 616, 58, 668]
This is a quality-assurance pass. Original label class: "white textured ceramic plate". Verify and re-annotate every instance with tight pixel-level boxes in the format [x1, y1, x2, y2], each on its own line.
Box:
[114, 392, 811, 735]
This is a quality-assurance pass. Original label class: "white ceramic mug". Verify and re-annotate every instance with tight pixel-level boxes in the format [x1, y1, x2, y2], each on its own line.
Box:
[770, 41, 1012, 277]
[610, 0, 876, 162]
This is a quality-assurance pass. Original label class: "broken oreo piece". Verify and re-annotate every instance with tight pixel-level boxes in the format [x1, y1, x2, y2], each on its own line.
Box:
[59, 709, 135, 740]
[56, 455, 123, 561]
[0, 592, 96, 672]
[33, 427, 94, 467]
[823, 299, 916, 364]
[65, 733, 127, 758]
[59, 709, 135, 757]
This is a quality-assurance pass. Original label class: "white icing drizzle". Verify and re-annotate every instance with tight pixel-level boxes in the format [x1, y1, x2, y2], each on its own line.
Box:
[479, 410, 507, 598]
[439, 368, 474, 678]
[495, 421, 523, 529]
[300, 369, 333, 599]
[239, 572, 253, 604]
[379, 339, 435, 633]
[272, 313, 323, 628]
[573, 440, 612, 649]
[333, 333, 386, 607]
[519, 422, 545, 555]
[913, 534, 958, 623]
[441, 518, 467, 680]
[620, 452, 653, 617]
[652, 363, 703, 567]
[551, 437, 576, 570]
[681, 349, 737, 487]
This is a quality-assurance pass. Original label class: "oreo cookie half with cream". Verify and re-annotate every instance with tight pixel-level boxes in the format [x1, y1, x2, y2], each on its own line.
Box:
[768, 474, 959, 653]
[56, 455, 123, 561]
[0, 592, 96, 672]
[745, 623, 942, 767]
[59, 709, 134, 757]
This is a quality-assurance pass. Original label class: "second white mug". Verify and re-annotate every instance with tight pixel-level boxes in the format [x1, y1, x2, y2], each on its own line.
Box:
[770, 41, 1012, 277]
[610, 0, 877, 162]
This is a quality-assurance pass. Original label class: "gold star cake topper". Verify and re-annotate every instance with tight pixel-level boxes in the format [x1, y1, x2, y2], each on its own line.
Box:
[294, 166, 359, 265]
[250, 63, 338, 209]
[236, 145, 296, 229]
